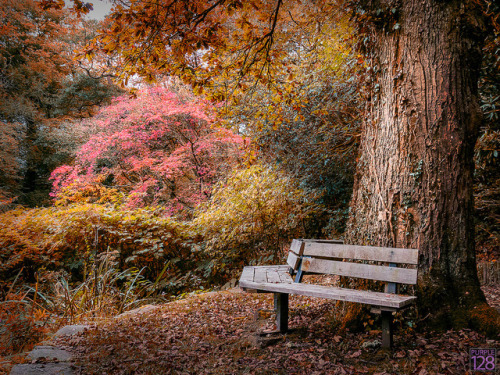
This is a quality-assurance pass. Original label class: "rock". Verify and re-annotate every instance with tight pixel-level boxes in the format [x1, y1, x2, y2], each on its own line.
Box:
[28, 346, 73, 362]
[116, 304, 158, 318]
[361, 339, 382, 349]
[10, 363, 74, 375]
[54, 325, 89, 337]
[224, 287, 242, 294]
[221, 279, 238, 290]
[9, 325, 87, 375]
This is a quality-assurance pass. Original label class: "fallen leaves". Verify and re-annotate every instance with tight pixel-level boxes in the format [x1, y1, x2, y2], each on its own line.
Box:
[51, 288, 500, 375]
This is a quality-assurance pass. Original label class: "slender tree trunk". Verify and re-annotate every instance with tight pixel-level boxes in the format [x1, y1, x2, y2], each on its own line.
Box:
[345, 0, 490, 327]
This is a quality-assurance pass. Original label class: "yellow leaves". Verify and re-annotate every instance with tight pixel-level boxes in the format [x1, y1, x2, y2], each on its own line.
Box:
[192, 164, 323, 269]
[85, 50, 94, 61]
[235, 16, 253, 33]
[134, 27, 146, 38]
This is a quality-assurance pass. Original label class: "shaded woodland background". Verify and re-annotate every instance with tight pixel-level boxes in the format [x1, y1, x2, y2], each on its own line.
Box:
[0, 0, 498, 363]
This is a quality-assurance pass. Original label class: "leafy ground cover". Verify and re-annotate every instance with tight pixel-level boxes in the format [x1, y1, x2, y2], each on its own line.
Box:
[51, 286, 499, 375]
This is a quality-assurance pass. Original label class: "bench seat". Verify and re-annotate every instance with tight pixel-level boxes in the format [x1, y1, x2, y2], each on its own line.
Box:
[240, 265, 416, 310]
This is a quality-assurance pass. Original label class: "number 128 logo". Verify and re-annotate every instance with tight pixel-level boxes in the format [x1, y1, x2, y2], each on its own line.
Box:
[470, 348, 497, 372]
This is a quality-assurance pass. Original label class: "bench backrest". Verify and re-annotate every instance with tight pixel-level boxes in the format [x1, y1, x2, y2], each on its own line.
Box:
[287, 239, 418, 287]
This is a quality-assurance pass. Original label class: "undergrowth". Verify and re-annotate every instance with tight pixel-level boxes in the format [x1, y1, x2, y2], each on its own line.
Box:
[0, 250, 169, 367]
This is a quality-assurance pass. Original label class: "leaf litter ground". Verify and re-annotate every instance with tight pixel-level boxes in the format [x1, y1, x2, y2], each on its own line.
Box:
[53, 287, 499, 375]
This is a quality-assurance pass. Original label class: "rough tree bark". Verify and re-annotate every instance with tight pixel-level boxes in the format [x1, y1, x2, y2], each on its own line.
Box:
[345, 0, 493, 328]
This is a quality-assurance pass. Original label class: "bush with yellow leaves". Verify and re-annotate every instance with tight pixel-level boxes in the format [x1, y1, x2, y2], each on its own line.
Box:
[192, 164, 324, 281]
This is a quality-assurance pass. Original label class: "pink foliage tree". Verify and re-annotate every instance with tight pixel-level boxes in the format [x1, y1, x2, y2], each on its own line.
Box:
[51, 87, 244, 216]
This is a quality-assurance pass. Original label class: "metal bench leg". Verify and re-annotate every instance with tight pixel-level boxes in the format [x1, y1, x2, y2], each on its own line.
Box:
[274, 293, 288, 332]
[381, 311, 393, 348]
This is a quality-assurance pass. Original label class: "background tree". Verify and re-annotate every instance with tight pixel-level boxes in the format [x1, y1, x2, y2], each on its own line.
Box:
[0, 1, 122, 206]
[241, 19, 363, 236]
[0, 0, 72, 202]
[83, 0, 363, 234]
[51, 87, 244, 216]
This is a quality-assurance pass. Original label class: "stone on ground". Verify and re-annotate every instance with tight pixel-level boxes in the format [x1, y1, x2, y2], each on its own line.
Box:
[27, 346, 73, 362]
[54, 325, 89, 337]
[10, 324, 89, 375]
[10, 363, 74, 375]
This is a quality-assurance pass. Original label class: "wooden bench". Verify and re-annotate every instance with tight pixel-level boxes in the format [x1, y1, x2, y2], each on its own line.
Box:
[239, 239, 419, 348]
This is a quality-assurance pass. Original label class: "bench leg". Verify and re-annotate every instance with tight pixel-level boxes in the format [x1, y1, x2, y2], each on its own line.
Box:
[381, 310, 393, 348]
[274, 293, 288, 332]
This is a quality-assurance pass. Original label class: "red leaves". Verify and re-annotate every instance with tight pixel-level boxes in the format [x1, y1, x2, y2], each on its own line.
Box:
[50, 87, 243, 215]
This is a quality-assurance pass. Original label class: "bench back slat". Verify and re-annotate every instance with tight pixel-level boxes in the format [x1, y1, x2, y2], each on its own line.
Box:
[301, 257, 418, 284]
[290, 239, 305, 256]
[286, 251, 301, 270]
[302, 242, 418, 265]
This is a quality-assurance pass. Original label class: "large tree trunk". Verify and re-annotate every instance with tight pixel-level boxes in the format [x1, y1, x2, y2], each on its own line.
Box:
[345, 0, 489, 327]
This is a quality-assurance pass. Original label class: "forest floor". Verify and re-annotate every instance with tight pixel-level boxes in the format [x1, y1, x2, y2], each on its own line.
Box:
[41, 284, 500, 375]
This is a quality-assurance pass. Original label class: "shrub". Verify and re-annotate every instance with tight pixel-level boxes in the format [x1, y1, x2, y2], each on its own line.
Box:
[0, 291, 52, 357]
[0, 204, 194, 294]
[192, 164, 324, 281]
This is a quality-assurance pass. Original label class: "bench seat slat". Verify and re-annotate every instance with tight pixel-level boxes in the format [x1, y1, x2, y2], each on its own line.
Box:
[269, 266, 294, 284]
[301, 258, 418, 284]
[278, 270, 293, 283]
[266, 269, 282, 283]
[254, 267, 268, 283]
[240, 266, 254, 283]
[303, 243, 418, 265]
[240, 266, 294, 285]
[239, 276, 416, 309]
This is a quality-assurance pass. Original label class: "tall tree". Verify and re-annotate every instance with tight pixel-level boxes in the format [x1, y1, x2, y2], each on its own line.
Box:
[53, 0, 498, 330]
[345, 0, 497, 329]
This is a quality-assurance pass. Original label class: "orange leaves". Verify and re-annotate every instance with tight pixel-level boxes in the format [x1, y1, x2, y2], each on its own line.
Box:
[39, 0, 92, 16]
[0, 204, 184, 286]
[0, 291, 51, 358]
[39, 0, 65, 10]
[78, 0, 286, 89]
